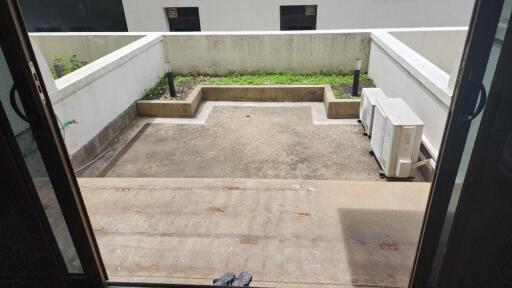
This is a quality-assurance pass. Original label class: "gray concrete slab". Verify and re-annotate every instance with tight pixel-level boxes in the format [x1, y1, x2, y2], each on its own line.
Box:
[100, 106, 383, 181]
[80, 177, 430, 287]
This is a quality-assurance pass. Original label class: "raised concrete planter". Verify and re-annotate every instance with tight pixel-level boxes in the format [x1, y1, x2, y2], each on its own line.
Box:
[136, 85, 359, 118]
[323, 86, 360, 118]
[136, 86, 202, 118]
[201, 85, 324, 102]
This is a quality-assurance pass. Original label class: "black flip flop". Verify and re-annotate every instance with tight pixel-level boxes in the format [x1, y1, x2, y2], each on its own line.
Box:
[232, 271, 252, 286]
[213, 272, 235, 286]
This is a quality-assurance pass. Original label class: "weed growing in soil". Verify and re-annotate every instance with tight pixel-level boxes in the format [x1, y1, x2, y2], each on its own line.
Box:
[51, 55, 88, 79]
[143, 72, 374, 100]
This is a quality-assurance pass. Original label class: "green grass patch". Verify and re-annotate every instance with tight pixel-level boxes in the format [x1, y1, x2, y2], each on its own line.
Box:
[51, 55, 88, 79]
[144, 72, 374, 100]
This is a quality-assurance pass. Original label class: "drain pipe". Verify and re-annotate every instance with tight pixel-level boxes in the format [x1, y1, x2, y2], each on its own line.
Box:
[352, 58, 362, 96]
[166, 62, 177, 98]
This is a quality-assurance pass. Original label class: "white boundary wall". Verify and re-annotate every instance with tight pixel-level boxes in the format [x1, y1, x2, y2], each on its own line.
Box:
[368, 29, 462, 161]
[122, 0, 474, 32]
[36, 35, 165, 155]
[390, 28, 468, 74]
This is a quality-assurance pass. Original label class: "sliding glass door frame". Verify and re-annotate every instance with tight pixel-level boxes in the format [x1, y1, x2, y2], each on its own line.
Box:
[0, 0, 107, 286]
[410, 0, 509, 286]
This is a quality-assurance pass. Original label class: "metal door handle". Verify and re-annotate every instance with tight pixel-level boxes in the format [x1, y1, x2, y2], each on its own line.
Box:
[465, 83, 487, 121]
[9, 83, 29, 122]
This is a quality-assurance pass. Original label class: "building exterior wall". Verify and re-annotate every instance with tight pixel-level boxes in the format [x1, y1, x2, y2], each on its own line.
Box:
[122, 0, 475, 32]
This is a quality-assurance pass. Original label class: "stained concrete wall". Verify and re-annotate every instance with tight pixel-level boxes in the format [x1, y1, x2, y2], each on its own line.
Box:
[32, 31, 372, 75]
[122, 0, 475, 32]
[44, 34, 166, 155]
[29, 33, 145, 67]
[368, 30, 453, 161]
[162, 30, 371, 74]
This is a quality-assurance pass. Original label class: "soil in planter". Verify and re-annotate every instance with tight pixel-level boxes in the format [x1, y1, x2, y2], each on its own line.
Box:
[143, 75, 191, 100]
[142, 73, 375, 100]
[336, 77, 375, 97]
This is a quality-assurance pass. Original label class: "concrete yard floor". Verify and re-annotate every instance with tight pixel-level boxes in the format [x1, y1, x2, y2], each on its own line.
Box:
[80, 177, 430, 287]
[91, 106, 385, 181]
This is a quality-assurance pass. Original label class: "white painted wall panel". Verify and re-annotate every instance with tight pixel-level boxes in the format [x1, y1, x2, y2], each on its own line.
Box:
[47, 35, 166, 155]
[390, 29, 467, 74]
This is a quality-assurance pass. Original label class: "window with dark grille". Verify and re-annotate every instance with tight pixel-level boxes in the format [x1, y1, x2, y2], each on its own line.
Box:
[166, 7, 201, 32]
[280, 5, 317, 30]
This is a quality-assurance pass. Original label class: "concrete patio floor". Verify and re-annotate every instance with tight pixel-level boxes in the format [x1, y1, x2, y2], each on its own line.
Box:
[76, 102, 429, 286]
[83, 105, 384, 181]
[80, 177, 430, 287]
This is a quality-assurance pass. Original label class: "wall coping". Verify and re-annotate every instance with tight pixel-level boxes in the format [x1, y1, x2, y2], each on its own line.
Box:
[29, 27, 467, 37]
[370, 30, 452, 107]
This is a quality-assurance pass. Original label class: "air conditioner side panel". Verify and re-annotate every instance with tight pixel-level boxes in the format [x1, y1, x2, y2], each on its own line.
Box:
[411, 125, 424, 164]
[367, 105, 376, 136]
[381, 118, 398, 176]
[360, 89, 387, 137]
[370, 104, 386, 162]
[359, 92, 367, 121]
[395, 126, 417, 178]
[360, 93, 372, 134]
[362, 103, 372, 134]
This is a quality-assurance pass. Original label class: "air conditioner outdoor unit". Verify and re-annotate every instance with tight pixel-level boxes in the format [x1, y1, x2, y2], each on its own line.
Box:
[370, 98, 424, 178]
[359, 88, 387, 137]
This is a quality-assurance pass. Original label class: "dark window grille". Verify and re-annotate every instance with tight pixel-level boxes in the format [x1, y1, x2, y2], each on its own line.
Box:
[166, 7, 201, 32]
[280, 5, 317, 30]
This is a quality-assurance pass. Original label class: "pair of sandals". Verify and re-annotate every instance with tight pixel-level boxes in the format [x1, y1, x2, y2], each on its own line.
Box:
[213, 271, 252, 286]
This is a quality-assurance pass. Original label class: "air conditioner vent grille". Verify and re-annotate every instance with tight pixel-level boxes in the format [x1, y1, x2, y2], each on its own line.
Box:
[167, 8, 178, 18]
[305, 6, 316, 16]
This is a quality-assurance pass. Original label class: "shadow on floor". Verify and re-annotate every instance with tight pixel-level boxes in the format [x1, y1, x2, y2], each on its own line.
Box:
[339, 208, 425, 287]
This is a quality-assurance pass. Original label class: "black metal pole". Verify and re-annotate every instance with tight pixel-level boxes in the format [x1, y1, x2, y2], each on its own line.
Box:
[167, 70, 176, 98]
[352, 58, 362, 96]
[53, 61, 64, 78]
